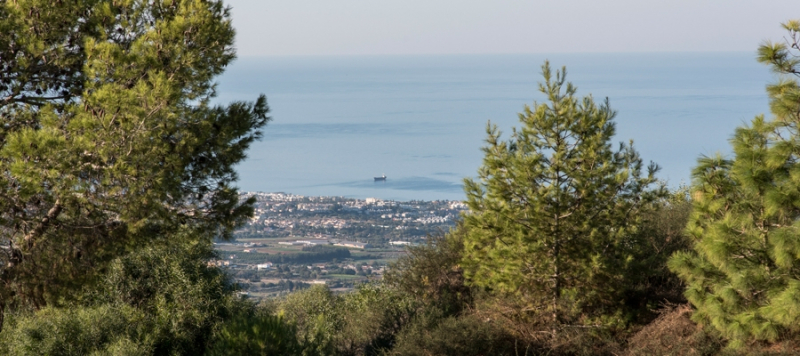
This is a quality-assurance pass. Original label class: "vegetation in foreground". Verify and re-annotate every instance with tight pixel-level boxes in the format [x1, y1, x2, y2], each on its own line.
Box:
[2, 0, 800, 354]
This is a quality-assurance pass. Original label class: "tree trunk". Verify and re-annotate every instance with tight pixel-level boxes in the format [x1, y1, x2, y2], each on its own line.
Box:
[24, 200, 62, 249]
[0, 299, 5, 334]
[552, 239, 560, 338]
[0, 200, 63, 335]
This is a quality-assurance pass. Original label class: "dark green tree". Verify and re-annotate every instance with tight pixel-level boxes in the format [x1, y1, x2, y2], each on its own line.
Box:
[624, 188, 693, 319]
[384, 226, 472, 316]
[0, 0, 269, 330]
[276, 283, 417, 356]
[668, 20, 800, 347]
[461, 62, 663, 332]
[0, 234, 241, 355]
[209, 309, 301, 356]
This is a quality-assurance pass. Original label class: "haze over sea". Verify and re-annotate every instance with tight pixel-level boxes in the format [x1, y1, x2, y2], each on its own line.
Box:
[216, 52, 771, 201]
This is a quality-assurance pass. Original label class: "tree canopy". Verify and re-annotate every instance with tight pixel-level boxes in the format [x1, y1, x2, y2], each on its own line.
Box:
[669, 20, 800, 347]
[0, 0, 269, 329]
[461, 62, 664, 331]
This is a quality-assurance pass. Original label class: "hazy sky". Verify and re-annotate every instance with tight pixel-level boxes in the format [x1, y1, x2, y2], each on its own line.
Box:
[226, 0, 797, 56]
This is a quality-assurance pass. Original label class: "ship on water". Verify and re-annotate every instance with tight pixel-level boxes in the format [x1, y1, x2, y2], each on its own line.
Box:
[374, 174, 386, 181]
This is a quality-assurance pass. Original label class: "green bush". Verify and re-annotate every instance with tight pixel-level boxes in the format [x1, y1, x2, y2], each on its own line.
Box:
[0, 304, 151, 356]
[209, 306, 300, 356]
[384, 227, 471, 317]
[0, 235, 240, 356]
[88, 239, 236, 355]
[622, 189, 693, 324]
[276, 283, 418, 356]
[390, 312, 526, 356]
[278, 285, 341, 356]
[337, 283, 417, 355]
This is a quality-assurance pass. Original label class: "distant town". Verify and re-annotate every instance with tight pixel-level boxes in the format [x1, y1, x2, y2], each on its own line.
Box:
[237, 192, 467, 243]
[214, 192, 467, 298]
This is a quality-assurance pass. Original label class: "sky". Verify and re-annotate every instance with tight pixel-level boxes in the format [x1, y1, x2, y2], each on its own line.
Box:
[225, 0, 798, 56]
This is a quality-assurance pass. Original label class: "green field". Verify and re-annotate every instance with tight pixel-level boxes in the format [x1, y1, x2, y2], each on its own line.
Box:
[324, 274, 364, 280]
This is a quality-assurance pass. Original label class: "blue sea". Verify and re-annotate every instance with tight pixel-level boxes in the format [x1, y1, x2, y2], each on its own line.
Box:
[215, 52, 772, 201]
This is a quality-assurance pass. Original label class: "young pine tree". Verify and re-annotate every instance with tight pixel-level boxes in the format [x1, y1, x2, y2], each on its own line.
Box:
[462, 62, 663, 332]
[668, 20, 800, 347]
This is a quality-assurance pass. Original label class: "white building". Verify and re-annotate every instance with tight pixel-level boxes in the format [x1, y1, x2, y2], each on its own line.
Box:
[296, 239, 330, 246]
[334, 241, 369, 249]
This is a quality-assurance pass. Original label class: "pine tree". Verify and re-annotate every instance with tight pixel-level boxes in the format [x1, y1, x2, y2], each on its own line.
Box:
[0, 0, 269, 330]
[668, 21, 800, 347]
[462, 62, 663, 331]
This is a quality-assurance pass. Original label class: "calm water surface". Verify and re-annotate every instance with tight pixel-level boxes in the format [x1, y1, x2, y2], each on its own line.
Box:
[215, 53, 771, 201]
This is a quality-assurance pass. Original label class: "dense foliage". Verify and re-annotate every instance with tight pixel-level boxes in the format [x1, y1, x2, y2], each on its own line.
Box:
[0, 0, 272, 354]
[669, 20, 800, 348]
[208, 305, 301, 356]
[0, 234, 240, 354]
[0, 0, 269, 330]
[461, 62, 665, 331]
[1, 0, 799, 353]
[383, 225, 471, 315]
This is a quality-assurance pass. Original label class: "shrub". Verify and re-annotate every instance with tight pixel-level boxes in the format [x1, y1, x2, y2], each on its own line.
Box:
[384, 227, 471, 317]
[390, 312, 528, 356]
[0, 304, 152, 356]
[277, 285, 341, 356]
[209, 305, 300, 356]
[89, 239, 237, 354]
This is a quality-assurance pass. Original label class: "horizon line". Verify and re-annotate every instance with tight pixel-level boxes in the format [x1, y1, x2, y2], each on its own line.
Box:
[233, 50, 757, 59]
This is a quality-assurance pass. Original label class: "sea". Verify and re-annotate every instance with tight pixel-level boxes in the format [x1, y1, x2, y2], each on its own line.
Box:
[214, 52, 772, 201]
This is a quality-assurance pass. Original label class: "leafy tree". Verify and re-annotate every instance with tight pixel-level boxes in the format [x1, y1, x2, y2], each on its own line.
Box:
[668, 20, 800, 347]
[89, 233, 238, 354]
[461, 62, 664, 331]
[209, 304, 301, 356]
[389, 312, 524, 356]
[623, 188, 693, 321]
[0, 303, 151, 356]
[277, 284, 417, 356]
[0, 0, 269, 329]
[336, 283, 416, 355]
[0, 234, 237, 355]
[278, 285, 342, 356]
[384, 226, 472, 316]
